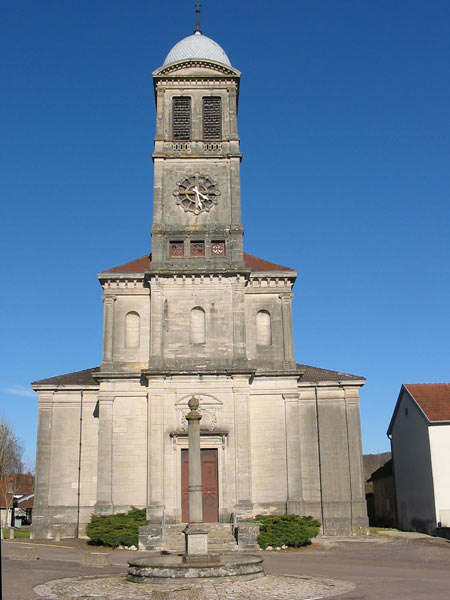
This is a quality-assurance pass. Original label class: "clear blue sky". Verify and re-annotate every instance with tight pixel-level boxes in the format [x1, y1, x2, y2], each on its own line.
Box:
[1, 1, 449, 467]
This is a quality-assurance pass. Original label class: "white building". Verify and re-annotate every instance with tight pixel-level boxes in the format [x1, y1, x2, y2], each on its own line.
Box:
[388, 384, 450, 533]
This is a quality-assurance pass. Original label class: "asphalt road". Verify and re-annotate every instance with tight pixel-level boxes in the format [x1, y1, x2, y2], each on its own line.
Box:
[2, 534, 449, 599]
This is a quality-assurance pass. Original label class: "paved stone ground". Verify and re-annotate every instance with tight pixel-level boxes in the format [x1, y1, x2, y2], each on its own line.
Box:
[33, 573, 354, 599]
[2, 532, 450, 599]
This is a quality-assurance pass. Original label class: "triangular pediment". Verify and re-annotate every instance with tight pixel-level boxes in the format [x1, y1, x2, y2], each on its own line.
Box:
[153, 60, 240, 79]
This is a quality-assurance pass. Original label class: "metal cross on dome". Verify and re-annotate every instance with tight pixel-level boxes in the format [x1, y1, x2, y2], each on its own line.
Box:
[195, 2, 201, 33]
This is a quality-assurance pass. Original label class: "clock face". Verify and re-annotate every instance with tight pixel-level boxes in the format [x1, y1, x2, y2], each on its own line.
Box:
[173, 174, 220, 215]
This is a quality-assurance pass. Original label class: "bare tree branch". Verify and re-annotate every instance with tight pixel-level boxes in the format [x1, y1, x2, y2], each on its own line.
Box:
[0, 419, 24, 480]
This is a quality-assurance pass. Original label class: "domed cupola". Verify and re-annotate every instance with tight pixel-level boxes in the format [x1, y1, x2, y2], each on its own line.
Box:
[163, 31, 231, 67]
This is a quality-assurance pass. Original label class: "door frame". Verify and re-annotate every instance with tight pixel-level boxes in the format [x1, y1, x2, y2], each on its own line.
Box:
[172, 433, 227, 523]
[181, 448, 219, 522]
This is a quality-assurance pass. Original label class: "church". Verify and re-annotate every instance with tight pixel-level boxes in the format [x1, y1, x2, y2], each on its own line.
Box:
[32, 27, 368, 540]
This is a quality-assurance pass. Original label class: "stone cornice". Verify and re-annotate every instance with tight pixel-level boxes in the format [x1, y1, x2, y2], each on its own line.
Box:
[32, 383, 99, 392]
[142, 367, 256, 379]
[246, 274, 295, 292]
[153, 60, 241, 78]
[145, 271, 251, 283]
[297, 379, 366, 389]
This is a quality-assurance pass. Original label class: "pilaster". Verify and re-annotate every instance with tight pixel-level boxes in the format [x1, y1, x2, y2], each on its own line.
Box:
[32, 393, 53, 535]
[283, 393, 305, 514]
[95, 396, 114, 514]
[149, 278, 164, 366]
[232, 375, 252, 516]
[344, 387, 369, 530]
[280, 293, 295, 366]
[101, 295, 116, 370]
[232, 276, 247, 362]
[146, 377, 165, 523]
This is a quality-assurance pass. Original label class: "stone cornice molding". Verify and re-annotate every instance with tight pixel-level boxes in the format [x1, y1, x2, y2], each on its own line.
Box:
[32, 383, 99, 392]
[146, 271, 251, 285]
[254, 370, 302, 379]
[297, 380, 366, 389]
[153, 60, 241, 78]
[142, 367, 256, 378]
[95, 371, 142, 381]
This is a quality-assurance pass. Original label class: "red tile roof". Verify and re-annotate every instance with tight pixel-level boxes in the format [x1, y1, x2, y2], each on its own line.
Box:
[102, 254, 151, 273]
[405, 383, 450, 422]
[243, 252, 294, 272]
[100, 252, 294, 274]
[32, 364, 362, 387]
[0, 474, 33, 509]
[297, 363, 364, 382]
[32, 367, 99, 387]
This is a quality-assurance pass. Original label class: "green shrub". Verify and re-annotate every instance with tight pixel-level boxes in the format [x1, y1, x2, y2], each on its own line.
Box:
[252, 514, 321, 549]
[86, 507, 147, 548]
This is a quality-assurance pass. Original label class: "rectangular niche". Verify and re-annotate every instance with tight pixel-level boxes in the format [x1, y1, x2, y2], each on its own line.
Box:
[170, 241, 184, 258]
[190, 241, 205, 257]
[211, 241, 225, 256]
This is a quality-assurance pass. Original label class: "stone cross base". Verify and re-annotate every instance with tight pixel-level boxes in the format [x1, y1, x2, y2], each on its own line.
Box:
[183, 524, 208, 557]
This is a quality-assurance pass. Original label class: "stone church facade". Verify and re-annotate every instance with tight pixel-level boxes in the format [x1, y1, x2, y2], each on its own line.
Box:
[32, 31, 368, 539]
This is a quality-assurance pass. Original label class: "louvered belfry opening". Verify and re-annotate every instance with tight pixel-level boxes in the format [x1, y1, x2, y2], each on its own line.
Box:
[173, 97, 191, 140]
[203, 97, 222, 140]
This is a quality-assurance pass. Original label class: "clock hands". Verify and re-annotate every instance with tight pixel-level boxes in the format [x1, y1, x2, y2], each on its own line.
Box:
[192, 185, 209, 209]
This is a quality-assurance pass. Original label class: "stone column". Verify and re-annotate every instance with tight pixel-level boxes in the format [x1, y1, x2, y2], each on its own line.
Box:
[280, 293, 294, 366]
[95, 396, 114, 514]
[283, 393, 305, 514]
[184, 397, 208, 557]
[186, 397, 203, 523]
[101, 295, 116, 369]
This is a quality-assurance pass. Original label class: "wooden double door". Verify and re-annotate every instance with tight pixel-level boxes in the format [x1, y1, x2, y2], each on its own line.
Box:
[181, 448, 219, 522]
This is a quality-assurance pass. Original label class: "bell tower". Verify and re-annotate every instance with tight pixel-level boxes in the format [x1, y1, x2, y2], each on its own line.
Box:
[144, 31, 251, 371]
[149, 31, 245, 274]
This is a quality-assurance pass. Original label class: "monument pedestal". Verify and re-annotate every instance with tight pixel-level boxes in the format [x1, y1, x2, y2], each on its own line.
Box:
[183, 524, 208, 557]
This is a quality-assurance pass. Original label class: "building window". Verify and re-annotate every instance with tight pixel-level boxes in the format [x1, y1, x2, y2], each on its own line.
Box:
[170, 241, 184, 258]
[256, 310, 272, 346]
[125, 311, 140, 348]
[190, 241, 205, 257]
[203, 97, 222, 141]
[173, 97, 191, 141]
[211, 241, 225, 256]
[191, 307, 206, 344]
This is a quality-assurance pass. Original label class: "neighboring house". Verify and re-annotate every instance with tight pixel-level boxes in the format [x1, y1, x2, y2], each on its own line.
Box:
[388, 384, 450, 534]
[0, 473, 34, 527]
[367, 459, 396, 527]
[15, 493, 34, 526]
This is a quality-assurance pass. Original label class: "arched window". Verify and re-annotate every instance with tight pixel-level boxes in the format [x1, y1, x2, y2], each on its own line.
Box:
[125, 311, 140, 348]
[256, 310, 272, 346]
[190, 307, 206, 344]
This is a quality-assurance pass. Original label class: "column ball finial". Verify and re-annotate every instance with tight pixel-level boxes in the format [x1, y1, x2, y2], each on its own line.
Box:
[188, 396, 199, 410]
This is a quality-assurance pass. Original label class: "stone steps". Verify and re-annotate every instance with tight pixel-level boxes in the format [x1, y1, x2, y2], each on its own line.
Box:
[161, 523, 238, 553]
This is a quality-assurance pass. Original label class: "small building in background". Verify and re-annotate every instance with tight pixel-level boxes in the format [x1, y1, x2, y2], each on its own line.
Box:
[363, 452, 391, 526]
[367, 458, 396, 527]
[0, 473, 34, 527]
[388, 384, 450, 535]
